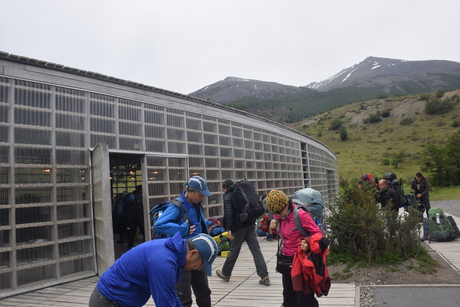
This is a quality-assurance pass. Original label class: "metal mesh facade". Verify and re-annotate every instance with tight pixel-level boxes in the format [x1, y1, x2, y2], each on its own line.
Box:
[0, 53, 338, 297]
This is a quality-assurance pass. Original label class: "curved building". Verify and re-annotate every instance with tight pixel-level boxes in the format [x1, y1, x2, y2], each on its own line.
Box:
[0, 51, 338, 297]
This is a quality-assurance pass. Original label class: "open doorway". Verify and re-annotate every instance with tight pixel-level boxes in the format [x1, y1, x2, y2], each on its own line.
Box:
[109, 153, 145, 259]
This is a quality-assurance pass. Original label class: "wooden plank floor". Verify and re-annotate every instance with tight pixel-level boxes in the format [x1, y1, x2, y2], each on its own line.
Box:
[0, 236, 356, 306]
[4, 212, 460, 307]
[424, 212, 460, 274]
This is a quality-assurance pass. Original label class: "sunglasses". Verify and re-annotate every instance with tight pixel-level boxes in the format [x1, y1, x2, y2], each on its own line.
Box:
[275, 205, 287, 215]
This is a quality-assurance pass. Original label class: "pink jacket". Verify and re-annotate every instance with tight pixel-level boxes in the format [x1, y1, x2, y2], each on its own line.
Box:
[273, 203, 322, 257]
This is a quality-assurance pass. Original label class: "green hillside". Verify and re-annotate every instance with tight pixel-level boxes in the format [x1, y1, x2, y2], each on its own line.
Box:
[291, 90, 460, 187]
[228, 86, 391, 123]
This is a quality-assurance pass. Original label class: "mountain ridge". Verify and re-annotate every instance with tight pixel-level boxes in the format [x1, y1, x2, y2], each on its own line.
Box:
[305, 56, 460, 92]
[189, 57, 460, 123]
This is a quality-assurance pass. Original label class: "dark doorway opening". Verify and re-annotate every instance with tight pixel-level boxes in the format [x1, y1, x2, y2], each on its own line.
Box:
[109, 153, 144, 259]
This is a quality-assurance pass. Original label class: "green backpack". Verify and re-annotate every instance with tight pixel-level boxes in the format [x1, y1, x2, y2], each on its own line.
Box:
[427, 208, 457, 242]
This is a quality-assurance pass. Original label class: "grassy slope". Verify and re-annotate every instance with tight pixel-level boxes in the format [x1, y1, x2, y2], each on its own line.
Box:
[291, 90, 460, 200]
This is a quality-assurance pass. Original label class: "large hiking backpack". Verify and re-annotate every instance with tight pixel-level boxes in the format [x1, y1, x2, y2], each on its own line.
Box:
[231, 180, 264, 223]
[382, 172, 408, 208]
[427, 208, 457, 242]
[149, 197, 185, 238]
[292, 188, 327, 236]
[404, 193, 425, 214]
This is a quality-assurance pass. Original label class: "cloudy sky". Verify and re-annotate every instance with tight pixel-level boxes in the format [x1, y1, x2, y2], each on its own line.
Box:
[1, 0, 459, 95]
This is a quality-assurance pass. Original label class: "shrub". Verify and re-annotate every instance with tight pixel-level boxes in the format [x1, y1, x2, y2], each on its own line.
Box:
[419, 93, 430, 101]
[436, 90, 445, 98]
[327, 179, 427, 265]
[381, 109, 391, 117]
[364, 113, 382, 124]
[340, 128, 348, 141]
[400, 117, 415, 125]
[452, 120, 459, 128]
[391, 150, 407, 168]
[425, 98, 454, 115]
[329, 119, 343, 130]
[382, 159, 390, 166]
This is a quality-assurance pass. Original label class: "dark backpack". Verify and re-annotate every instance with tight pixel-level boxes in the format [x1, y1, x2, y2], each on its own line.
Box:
[382, 172, 407, 208]
[427, 208, 457, 242]
[150, 197, 185, 238]
[292, 188, 327, 236]
[231, 180, 264, 223]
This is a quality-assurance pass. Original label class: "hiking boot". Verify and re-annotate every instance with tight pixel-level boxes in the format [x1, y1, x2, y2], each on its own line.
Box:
[216, 270, 230, 282]
[259, 275, 270, 286]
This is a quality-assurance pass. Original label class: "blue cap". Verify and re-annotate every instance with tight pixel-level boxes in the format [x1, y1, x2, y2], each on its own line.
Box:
[191, 234, 218, 276]
[185, 176, 212, 197]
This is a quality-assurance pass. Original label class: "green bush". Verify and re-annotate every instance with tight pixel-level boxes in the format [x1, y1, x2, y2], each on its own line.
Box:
[327, 179, 425, 265]
[419, 93, 430, 101]
[419, 132, 460, 186]
[364, 112, 382, 124]
[400, 116, 415, 125]
[340, 128, 348, 141]
[381, 109, 391, 117]
[329, 119, 343, 130]
[425, 97, 454, 115]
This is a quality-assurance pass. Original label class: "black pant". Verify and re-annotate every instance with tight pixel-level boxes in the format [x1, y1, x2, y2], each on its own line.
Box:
[281, 266, 318, 307]
[89, 286, 124, 307]
[176, 267, 211, 307]
[222, 224, 268, 278]
[126, 215, 145, 248]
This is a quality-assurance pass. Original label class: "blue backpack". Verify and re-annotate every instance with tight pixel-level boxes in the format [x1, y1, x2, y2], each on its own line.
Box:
[292, 188, 327, 236]
[150, 197, 185, 238]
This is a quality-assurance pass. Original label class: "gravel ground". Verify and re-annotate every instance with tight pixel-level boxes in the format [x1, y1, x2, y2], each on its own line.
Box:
[359, 199, 460, 307]
[431, 199, 460, 217]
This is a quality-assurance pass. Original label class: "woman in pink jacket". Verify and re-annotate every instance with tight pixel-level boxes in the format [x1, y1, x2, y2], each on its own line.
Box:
[266, 189, 322, 307]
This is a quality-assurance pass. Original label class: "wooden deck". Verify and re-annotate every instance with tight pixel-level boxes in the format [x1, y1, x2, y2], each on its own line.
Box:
[3, 213, 460, 306]
[0, 236, 356, 306]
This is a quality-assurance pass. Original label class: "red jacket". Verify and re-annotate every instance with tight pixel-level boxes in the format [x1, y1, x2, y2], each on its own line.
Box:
[290, 233, 331, 297]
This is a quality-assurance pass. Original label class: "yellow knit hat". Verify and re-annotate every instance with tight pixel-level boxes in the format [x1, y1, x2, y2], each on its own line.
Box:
[266, 190, 289, 214]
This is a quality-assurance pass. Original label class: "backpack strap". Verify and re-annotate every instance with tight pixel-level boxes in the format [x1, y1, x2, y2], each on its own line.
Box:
[171, 197, 188, 221]
[293, 206, 311, 237]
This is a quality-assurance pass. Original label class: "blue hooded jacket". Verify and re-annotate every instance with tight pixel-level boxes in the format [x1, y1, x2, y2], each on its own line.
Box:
[97, 232, 185, 307]
[154, 191, 211, 238]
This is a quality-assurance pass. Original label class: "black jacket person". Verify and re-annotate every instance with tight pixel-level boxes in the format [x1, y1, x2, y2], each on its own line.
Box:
[378, 179, 401, 212]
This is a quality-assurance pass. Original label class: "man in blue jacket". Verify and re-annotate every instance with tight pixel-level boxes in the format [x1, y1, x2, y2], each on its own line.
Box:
[154, 175, 213, 307]
[89, 232, 218, 307]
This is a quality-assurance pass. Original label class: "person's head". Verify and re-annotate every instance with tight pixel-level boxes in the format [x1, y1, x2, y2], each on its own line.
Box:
[378, 179, 388, 191]
[135, 185, 142, 193]
[415, 172, 423, 182]
[184, 234, 218, 276]
[265, 190, 290, 217]
[362, 173, 374, 183]
[185, 176, 212, 204]
[222, 179, 234, 193]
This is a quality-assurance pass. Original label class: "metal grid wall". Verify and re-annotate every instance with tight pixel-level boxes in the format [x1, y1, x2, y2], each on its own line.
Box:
[0, 57, 338, 297]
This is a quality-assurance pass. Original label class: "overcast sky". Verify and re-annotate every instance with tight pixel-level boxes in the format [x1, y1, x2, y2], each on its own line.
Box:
[1, 0, 459, 95]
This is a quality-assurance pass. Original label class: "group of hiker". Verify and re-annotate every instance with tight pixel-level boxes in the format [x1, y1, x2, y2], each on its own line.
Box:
[92, 176, 330, 307]
[359, 171, 431, 214]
